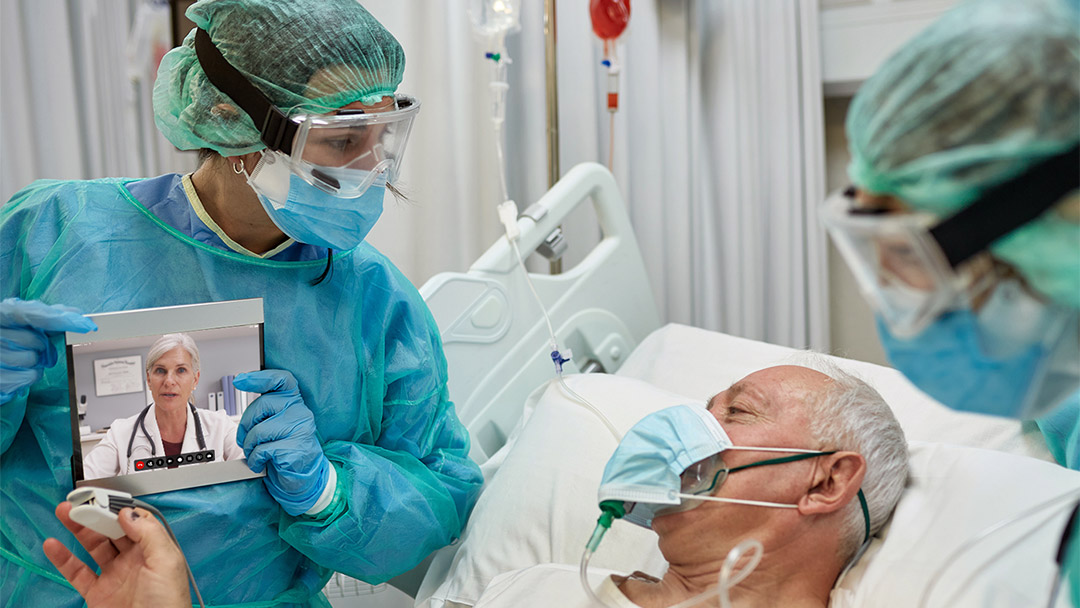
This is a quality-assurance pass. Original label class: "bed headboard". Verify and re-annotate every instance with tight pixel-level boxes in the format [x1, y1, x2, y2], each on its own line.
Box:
[420, 162, 662, 464]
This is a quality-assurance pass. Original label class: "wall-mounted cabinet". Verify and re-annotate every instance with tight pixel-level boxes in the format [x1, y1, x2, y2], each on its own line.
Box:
[820, 0, 958, 95]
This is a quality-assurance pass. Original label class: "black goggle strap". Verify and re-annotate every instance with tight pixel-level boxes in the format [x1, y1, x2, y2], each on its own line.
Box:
[929, 144, 1080, 269]
[710, 450, 871, 543]
[193, 28, 297, 155]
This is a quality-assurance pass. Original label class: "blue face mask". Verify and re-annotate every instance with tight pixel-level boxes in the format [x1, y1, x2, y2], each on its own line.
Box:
[597, 404, 733, 528]
[877, 280, 1079, 420]
[247, 151, 385, 251]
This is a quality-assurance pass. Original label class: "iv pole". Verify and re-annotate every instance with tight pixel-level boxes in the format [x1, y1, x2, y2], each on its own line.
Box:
[544, 0, 563, 275]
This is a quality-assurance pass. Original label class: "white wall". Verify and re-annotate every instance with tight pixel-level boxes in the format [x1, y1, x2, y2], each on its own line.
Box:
[822, 96, 888, 366]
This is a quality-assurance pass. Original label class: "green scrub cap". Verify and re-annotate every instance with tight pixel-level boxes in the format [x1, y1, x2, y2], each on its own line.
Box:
[153, 0, 405, 157]
[846, 0, 1080, 308]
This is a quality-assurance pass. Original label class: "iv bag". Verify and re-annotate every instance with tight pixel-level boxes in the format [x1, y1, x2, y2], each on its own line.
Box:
[469, 0, 521, 39]
[589, 0, 631, 40]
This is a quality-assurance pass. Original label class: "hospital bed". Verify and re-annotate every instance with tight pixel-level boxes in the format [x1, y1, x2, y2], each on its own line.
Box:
[335, 163, 1080, 607]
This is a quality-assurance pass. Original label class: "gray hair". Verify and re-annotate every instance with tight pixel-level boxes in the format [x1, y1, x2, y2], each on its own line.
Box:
[789, 353, 909, 561]
[146, 333, 201, 405]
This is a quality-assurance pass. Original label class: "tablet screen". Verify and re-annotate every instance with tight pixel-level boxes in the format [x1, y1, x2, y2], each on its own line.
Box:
[66, 298, 266, 496]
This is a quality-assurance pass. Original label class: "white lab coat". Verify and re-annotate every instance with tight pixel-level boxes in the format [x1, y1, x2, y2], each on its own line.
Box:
[83, 403, 245, 479]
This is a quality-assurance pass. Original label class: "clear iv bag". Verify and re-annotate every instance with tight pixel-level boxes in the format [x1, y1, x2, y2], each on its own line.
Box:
[468, 0, 521, 39]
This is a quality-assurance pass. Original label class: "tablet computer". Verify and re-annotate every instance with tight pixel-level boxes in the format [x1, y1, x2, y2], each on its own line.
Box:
[65, 298, 266, 496]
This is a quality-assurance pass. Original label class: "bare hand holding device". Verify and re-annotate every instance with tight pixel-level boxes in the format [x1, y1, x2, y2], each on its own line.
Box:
[43, 489, 198, 608]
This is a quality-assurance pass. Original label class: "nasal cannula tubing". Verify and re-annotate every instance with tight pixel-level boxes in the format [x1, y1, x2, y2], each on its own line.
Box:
[918, 488, 1080, 608]
[666, 539, 765, 608]
[579, 501, 625, 607]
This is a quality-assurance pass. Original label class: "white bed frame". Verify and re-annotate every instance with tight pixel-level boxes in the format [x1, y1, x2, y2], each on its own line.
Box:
[419, 162, 662, 464]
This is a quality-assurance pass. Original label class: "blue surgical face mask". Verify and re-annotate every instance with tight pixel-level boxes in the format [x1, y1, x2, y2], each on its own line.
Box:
[597, 404, 733, 528]
[246, 150, 385, 251]
[877, 279, 1079, 420]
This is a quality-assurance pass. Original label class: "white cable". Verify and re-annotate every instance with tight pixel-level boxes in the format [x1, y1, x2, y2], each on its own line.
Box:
[918, 489, 1080, 608]
[134, 499, 205, 608]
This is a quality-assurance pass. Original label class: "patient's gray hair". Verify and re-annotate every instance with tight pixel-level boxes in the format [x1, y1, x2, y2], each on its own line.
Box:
[790, 353, 909, 561]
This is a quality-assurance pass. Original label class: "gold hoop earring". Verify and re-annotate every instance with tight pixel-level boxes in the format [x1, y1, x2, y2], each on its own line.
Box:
[232, 159, 245, 175]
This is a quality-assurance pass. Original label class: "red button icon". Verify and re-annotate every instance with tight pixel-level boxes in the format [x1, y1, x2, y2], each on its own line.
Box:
[135, 461, 145, 470]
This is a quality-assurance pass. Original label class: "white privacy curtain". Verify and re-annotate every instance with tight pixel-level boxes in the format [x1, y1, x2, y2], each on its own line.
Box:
[0, 0, 196, 204]
[367, 0, 829, 350]
[1, 0, 828, 351]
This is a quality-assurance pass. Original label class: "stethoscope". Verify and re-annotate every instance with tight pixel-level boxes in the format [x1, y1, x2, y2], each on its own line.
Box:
[126, 402, 207, 459]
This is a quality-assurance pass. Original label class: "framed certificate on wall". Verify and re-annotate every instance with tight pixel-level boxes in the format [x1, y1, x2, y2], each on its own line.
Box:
[92, 356, 143, 397]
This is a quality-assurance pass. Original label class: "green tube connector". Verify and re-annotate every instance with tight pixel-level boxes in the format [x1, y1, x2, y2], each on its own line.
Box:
[586, 501, 627, 552]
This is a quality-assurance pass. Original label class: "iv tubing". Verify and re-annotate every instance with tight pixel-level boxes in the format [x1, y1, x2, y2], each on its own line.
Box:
[506, 231, 622, 441]
[494, 121, 510, 207]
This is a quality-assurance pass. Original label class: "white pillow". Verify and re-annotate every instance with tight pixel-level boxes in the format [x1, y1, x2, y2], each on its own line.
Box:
[832, 441, 1080, 607]
[419, 374, 686, 607]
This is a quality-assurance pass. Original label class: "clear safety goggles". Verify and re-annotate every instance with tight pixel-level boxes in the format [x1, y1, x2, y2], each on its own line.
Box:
[819, 188, 997, 339]
[821, 145, 1080, 339]
[286, 95, 419, 197]
[193, 27, 418, 199]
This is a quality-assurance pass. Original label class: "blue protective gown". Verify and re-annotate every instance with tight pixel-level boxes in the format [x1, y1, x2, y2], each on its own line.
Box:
[1036, 391, 1080, 471]
[0, 175, 484, 607]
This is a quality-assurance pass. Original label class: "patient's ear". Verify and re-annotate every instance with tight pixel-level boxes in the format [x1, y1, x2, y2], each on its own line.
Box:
[798, 452, 866, 515]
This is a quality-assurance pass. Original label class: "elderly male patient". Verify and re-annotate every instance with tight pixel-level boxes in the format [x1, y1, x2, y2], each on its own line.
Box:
[473, 362, 909, 608]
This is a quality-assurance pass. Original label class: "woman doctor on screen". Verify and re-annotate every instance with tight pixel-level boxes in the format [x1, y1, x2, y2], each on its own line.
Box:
[0, 0, 483, 605]
[83, 333, 244, 480]
[821, 0, 1080, 471]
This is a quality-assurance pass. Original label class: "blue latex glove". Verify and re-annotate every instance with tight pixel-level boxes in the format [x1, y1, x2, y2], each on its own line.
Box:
[234, 369, 331, 516]
[1, 298, 97, 404]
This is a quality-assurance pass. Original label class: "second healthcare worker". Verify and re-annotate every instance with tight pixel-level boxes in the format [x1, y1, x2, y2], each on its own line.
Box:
[0, 0, 483, 606]
[822, 0, 1080, 470]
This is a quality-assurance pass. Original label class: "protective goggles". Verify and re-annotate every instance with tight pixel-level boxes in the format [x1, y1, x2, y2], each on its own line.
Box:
[660, 448, 871, 543]
[821, 145, 1079, 339]
[194, 28, 419, 197]
[285, 96, 418, 196]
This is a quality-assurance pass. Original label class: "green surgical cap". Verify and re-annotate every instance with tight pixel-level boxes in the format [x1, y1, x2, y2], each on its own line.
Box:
[846, 0, 1080, 308]
[153, 0, 405, 157]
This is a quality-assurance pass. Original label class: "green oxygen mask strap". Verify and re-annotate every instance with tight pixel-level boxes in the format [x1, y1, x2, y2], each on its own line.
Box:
[857, 488, 871, 543]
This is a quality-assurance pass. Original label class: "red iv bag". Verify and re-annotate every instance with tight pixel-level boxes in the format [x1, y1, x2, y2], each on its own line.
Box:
[589, 0, 630, 41]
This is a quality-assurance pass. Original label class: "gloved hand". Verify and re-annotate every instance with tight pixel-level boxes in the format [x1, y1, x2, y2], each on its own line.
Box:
[1, 298, 97, 404]
[234, 369, 332, 516]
